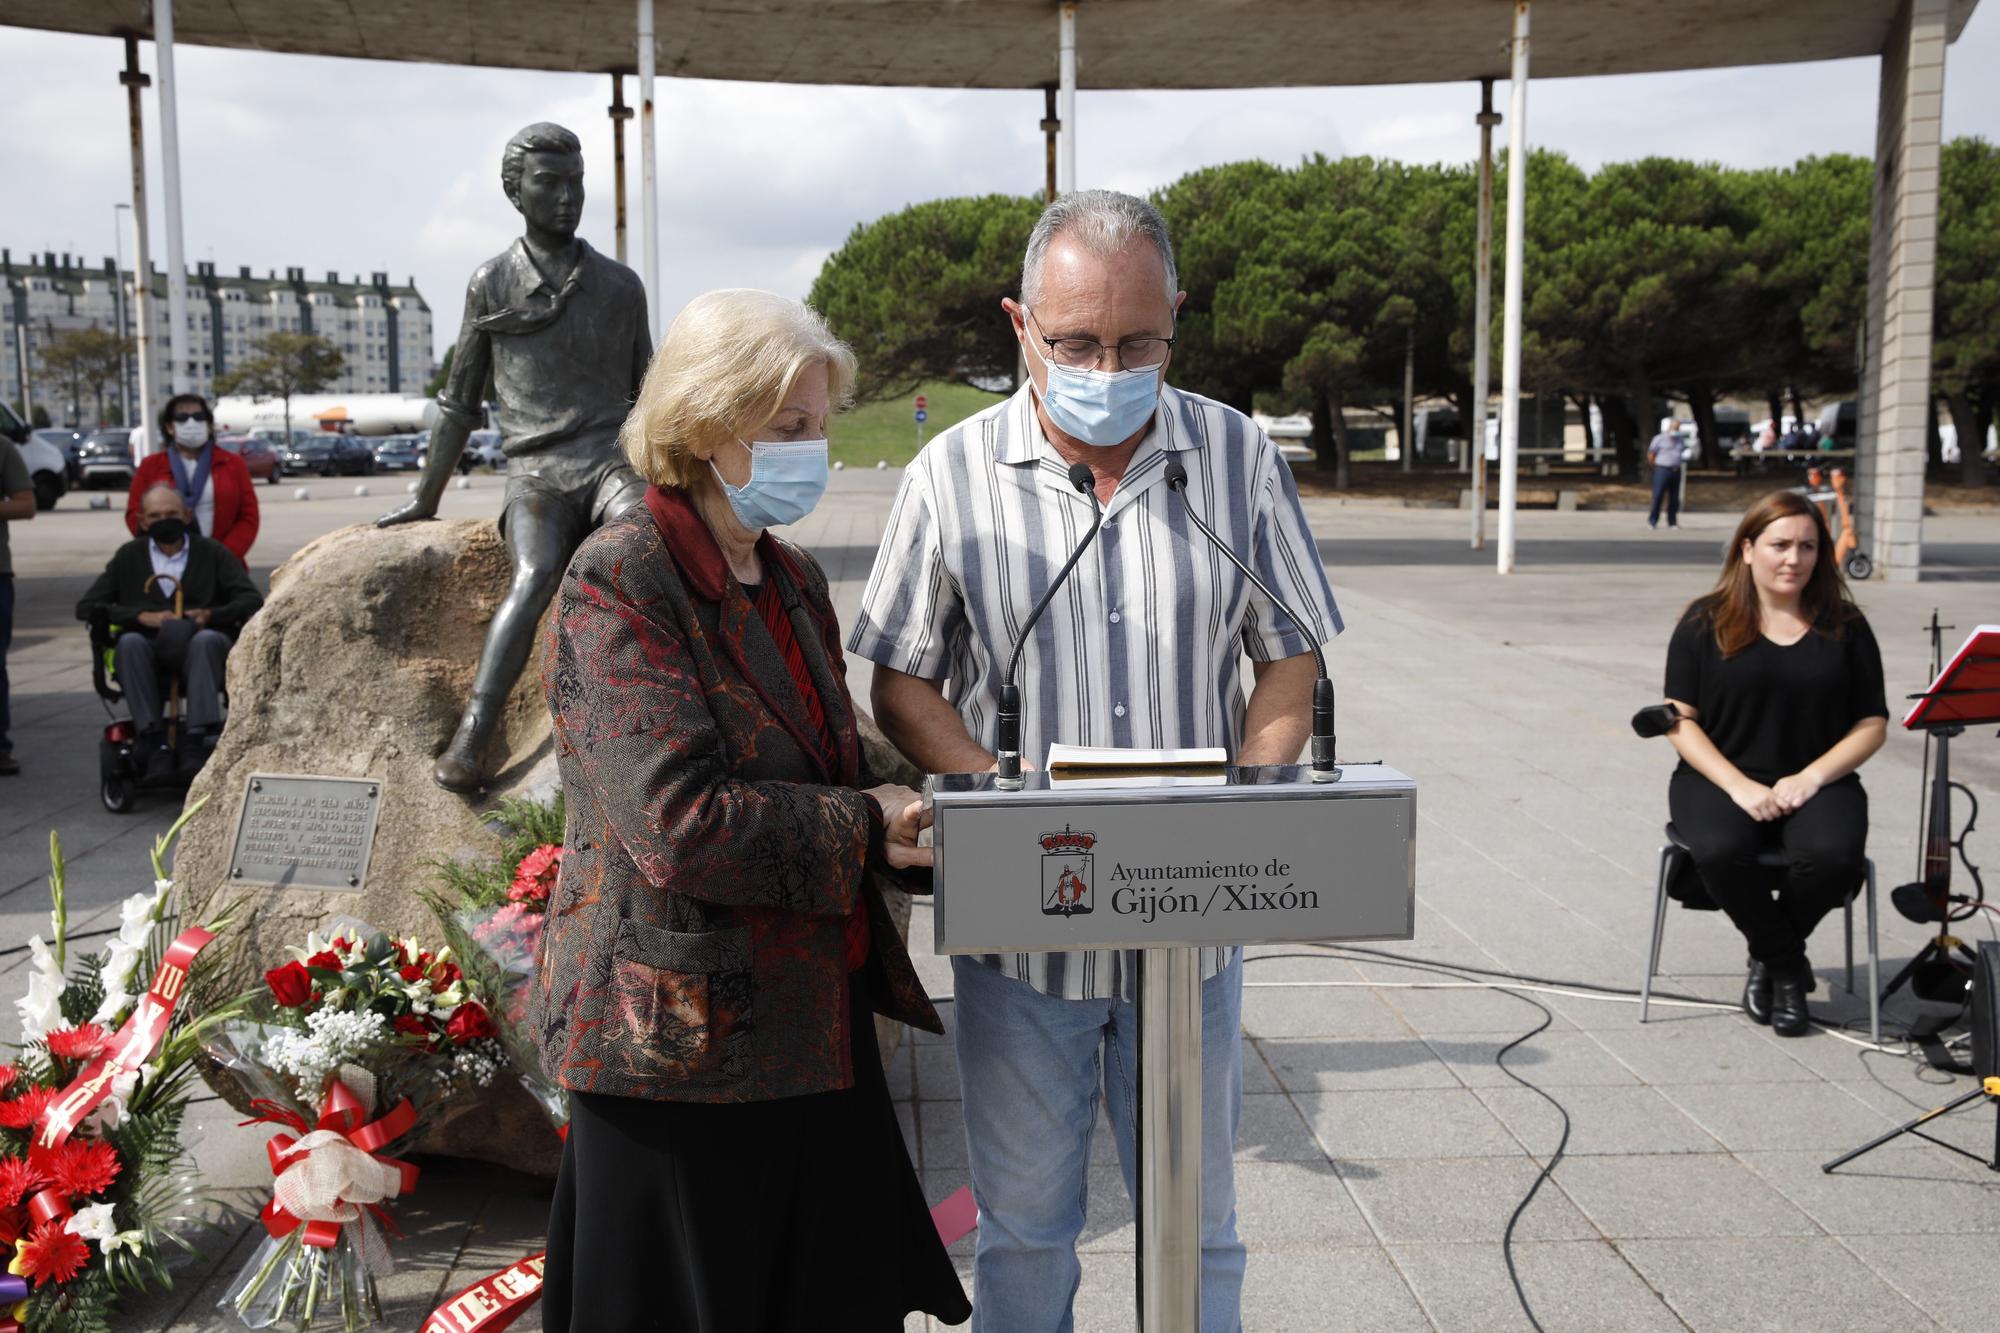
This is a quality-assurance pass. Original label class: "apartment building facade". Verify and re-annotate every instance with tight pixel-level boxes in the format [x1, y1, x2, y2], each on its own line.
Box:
[2, 248, 433, 425]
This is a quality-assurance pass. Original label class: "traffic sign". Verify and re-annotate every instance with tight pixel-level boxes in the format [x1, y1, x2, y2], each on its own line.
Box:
[915, 409, 929, 424]
[915, 395, 929, 410]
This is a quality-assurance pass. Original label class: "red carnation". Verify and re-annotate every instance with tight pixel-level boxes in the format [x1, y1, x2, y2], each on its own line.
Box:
[0, 1155, 41, 1209]
[264, 960, 314, 1008]
[444, 1002, 497, 1043]
[391, 1014, 437, 1046]
[43, 1024, 110, 1064]
[305, 949, 342, 971]
[508, 845, 563, 905]
[0, 1086, 58, 1131]
[17, 1218, 89, 1287]
[38, 1139, 121, 1200]
[399, 963, 424, 983]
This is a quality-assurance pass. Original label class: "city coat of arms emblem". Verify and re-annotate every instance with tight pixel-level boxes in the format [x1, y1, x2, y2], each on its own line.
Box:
[1040, 826, 1095, 917]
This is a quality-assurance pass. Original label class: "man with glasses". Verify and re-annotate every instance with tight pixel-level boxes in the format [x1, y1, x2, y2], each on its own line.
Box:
[849, 189, 1343, 1330]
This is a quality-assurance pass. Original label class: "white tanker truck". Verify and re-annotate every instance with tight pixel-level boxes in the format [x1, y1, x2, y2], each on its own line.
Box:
[210, 393, 440, 437]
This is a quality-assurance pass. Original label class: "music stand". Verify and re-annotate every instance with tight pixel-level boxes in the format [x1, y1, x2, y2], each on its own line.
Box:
[1879, 623, 2000, 1009]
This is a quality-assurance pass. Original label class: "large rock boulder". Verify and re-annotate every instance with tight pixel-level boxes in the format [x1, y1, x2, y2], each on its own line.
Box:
[180, 518, 916, 1176]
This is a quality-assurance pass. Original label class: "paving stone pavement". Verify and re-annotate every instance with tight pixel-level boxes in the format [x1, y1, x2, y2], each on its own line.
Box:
[3, 473, 1997, 1330]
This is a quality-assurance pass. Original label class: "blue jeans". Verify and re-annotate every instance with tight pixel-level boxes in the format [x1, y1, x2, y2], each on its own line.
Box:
[952, 953, 1245, 1333]
[1648, 465, 1681, 526]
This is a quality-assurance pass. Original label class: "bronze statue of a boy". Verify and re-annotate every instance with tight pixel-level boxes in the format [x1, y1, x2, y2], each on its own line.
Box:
[378, 122, 651, 792]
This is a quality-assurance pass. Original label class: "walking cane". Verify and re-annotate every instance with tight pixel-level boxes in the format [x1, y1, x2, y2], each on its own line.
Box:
[143, 572, 184, 749]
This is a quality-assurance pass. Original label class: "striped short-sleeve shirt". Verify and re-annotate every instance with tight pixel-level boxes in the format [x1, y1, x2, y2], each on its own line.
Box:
[847, 383, 1345, 1001]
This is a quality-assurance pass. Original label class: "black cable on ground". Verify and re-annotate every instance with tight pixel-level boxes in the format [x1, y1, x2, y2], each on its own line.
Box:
[1244, 949, 1570, 1332]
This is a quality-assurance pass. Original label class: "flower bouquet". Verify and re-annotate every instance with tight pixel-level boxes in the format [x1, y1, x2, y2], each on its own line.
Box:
[421, 794, 567, 1128]
[4, 807, 234, 1333]
[205, 926, 504, 1331]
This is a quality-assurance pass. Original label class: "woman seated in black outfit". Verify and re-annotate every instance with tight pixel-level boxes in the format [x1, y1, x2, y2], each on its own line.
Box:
[1660, 490, 1888, 1036]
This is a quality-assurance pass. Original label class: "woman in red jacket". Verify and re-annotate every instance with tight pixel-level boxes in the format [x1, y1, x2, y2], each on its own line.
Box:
[125, 394, 260, 565]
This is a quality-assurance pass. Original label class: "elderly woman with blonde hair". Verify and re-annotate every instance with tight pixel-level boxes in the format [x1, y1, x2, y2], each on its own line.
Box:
[532, 289, 969, 1330]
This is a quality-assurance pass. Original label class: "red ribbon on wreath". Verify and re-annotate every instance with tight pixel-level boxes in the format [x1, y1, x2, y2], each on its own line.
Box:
[247, 1080, 419, 1249]
[422, 1251, 547, 1333]
[32, 926, 215, 1153]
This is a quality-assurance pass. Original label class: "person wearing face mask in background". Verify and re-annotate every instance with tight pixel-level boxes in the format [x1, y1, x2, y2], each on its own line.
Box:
[849, 190, 1344, 1332]
[78, 484, 263, 779]
[125, 393, 261, 566]
[533, 289, 969, 1331]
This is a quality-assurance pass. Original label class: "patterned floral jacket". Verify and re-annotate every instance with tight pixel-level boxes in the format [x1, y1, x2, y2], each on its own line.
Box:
[531, 484, 943, 1103]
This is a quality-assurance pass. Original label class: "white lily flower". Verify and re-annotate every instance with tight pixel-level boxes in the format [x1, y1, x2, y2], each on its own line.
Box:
[16, 935, 67, 1044]
[103, 1229, 146, 1256]
[66, 1202, 118, 1242]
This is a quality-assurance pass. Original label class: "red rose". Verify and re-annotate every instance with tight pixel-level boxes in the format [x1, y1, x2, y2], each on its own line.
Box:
[264, 961, 314, 1008]
[427, 960, 463, 987]
[399, 964, 424, 983]
[392, 1014, 436, 1045]
[445, 1003, 497, 1043]
[305, 950, 341, 971]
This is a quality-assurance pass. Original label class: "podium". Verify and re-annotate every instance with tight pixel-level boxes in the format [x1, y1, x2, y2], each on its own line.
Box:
[929, 763, 1417, 1330]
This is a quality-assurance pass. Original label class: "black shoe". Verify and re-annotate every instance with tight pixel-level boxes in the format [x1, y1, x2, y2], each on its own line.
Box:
[0, 751, 18, 776]
[1742, 960, 1773, 1025]
[140, 731, 176, 783]
[1771, 965, 1814, 1037]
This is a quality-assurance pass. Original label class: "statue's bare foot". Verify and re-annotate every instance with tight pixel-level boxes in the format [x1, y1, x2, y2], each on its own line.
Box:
[433, 708, 494, 794]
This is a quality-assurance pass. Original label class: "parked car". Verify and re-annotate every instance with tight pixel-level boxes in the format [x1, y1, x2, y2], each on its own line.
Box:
[77, 428, 136, 490]
[372, 434, 422, 471]
[466, 429, 507, 470]
[218, 432, 285, 485]
[32, 427, 86, 486]
[411, 429, 475, 475]
[6, 407, 70, 511]
[282, 436, 336, 475]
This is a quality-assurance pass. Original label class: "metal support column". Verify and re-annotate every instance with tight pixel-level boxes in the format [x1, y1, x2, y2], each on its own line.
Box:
[1470, 80, 1497, 546]
[121, 38, 157, 453]
[1041, 85, 1060, 204]
[155, 0, 191, 398]
[1056, 3, 1077, 194]
[609, 74, 633, 265]
[1496, 1, 1530, 575]
[1137, 947, 1202, 1333]
[112, 206, 132, 427]
[637, 0, 661, 338]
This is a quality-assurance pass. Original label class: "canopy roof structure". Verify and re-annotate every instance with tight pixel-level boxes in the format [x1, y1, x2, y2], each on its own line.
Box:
[7, 0, 1983, 87]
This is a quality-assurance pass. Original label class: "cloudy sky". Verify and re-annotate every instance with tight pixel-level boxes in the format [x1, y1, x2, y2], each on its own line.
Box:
[4, 8, 1996, 366]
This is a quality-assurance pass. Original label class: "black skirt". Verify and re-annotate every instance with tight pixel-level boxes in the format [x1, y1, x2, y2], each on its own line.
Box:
[542, 973, 970, 1331]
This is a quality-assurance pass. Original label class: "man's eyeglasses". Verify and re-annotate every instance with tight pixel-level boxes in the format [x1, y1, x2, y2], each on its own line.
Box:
[1027, 310, 1175, 371]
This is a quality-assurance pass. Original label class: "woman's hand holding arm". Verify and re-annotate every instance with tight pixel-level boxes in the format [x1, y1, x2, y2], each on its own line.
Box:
[1663, 698, 1783, 822]
[1774, 716, 1887, 813]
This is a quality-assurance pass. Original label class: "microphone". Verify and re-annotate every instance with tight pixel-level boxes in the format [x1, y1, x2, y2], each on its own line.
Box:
[1163, 457, 1339, 782]
[996, 462, 1102, 790]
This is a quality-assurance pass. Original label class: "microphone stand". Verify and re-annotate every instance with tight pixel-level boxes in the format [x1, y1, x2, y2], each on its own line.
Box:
[1164, 459, 1340, 782]
[996, 462, 1103, 790]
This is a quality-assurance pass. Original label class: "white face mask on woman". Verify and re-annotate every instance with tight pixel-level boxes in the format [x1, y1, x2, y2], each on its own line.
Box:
[173, 418, 211, 450]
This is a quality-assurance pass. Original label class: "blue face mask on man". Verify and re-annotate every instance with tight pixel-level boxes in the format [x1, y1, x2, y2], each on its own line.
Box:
[710, 437, 830, 530]
[1026, 323, 1166, 447]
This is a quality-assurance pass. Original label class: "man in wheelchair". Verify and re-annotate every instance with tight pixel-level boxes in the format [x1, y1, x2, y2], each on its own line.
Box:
[76, 484, 263, 781]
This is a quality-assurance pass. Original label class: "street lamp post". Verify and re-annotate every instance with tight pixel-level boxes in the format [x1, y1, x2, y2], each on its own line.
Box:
[113, 202, 132, 428]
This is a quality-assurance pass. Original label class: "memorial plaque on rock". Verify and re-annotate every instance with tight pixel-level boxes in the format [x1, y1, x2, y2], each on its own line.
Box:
[226, 773, 386, 892]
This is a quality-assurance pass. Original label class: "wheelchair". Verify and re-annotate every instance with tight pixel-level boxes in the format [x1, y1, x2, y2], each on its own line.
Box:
[87, 608, 226, 813]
